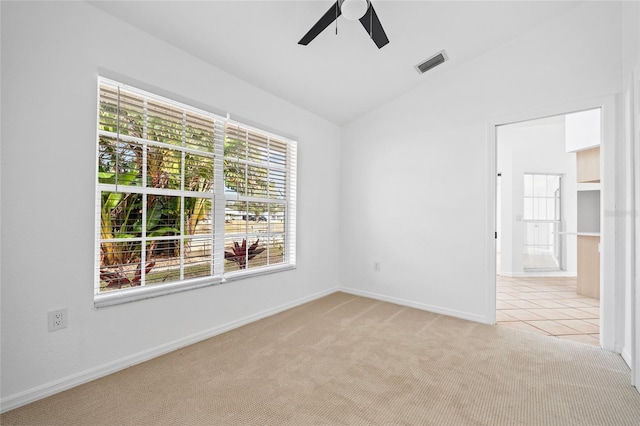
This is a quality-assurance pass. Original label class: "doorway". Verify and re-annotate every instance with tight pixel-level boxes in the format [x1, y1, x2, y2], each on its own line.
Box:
[495, 111, 601, 346]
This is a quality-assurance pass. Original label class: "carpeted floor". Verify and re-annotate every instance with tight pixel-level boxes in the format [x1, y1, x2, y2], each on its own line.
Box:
[3, 292, 640, 425]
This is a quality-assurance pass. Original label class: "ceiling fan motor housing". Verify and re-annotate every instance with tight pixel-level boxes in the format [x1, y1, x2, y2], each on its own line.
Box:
[340, 0, 370, 21]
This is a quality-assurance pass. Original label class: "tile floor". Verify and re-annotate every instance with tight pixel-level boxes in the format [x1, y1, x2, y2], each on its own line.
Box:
[496, 275, 600, 347]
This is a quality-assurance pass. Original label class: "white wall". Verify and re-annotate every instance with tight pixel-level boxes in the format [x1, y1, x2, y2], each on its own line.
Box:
[565, 109, 602, 152]
[339, 1, 621, 322]
[0, 1, 341, 408]
[497, 119, 577, 276]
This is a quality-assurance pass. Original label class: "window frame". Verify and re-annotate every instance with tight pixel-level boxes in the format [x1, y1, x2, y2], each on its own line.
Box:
[522, 173, 562, 271]
[94, 78, 296, 308]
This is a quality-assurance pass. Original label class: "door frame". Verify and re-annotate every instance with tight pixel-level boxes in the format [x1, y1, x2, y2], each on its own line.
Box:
[631, 69, 639, 388]
[485, 95, 620, 353]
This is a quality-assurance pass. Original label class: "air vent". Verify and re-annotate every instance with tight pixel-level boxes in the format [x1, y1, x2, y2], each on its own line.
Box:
[414, 50, 448, 74]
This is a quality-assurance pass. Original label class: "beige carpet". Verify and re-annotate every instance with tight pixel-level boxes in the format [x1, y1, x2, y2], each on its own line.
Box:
[3, 292, 640, 425]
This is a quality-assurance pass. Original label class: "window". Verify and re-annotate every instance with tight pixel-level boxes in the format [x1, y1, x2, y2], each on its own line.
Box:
[95, 78, 296, 306]
[223, 124, 295, 274]
[523, 173, 562, 270]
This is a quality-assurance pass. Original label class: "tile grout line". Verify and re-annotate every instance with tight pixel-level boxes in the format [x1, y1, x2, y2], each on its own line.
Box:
[495, 275, 599, 346]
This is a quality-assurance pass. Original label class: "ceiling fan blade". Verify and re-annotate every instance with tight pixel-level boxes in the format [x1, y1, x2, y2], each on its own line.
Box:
[298, 1, 341, 46]
[359, 3, 389, 49]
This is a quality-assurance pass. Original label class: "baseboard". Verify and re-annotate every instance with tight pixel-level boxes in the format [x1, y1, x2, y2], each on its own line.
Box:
[0, 286, 339, 413]
[621, 347, 632, 368]
[339, 287, 491, 325]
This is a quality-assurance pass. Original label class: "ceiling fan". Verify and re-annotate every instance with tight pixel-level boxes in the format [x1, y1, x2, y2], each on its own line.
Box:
[298, 0, 389, 49]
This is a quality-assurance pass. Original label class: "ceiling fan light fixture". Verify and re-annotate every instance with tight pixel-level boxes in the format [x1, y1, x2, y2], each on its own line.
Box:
[340, 0, 369, 21]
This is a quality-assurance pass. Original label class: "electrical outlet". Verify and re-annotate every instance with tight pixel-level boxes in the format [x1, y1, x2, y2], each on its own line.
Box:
[374, 261, 381, 272]
[48, 309, 68, 331]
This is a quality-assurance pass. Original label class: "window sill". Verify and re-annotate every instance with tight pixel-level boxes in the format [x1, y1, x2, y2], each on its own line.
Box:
[94, 276, 222, 308]
[222, 263, 296, 283]
[94, 264, 296, 308]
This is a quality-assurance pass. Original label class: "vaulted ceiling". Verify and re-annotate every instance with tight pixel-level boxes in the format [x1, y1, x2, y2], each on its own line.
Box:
[89, 1, 579, 125]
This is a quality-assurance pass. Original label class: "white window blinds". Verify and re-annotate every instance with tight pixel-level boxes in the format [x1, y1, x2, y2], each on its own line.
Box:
[95, 78, 296, 306]
[223, 123, 297, 275]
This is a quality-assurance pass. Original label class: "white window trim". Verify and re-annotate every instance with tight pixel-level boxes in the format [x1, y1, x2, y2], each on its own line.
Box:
[94, 77, 297, 307]
[95, 276, 223, 308]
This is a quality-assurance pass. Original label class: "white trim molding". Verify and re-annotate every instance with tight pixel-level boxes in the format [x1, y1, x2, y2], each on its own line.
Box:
[340, 287, 492, 325]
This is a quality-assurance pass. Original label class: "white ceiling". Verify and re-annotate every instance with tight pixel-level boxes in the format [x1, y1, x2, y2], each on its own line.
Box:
[89, 1, 579, 125]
